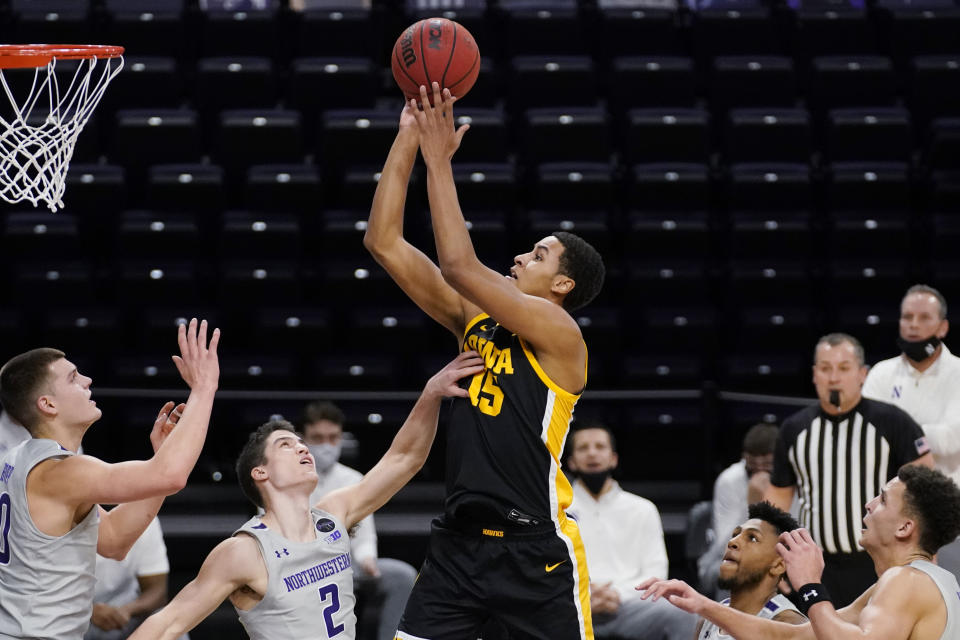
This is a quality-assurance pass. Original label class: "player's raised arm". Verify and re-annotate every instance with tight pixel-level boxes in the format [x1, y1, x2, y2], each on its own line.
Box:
[129, 536, 260, 640]
[32, 319, 219, 533]
[363, 102, 477, 340]
[318, 351, 484, 529]
[412, 84, 594, 387]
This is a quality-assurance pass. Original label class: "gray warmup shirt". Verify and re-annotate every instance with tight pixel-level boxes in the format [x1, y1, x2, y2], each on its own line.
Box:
[0, 439, 99, 639]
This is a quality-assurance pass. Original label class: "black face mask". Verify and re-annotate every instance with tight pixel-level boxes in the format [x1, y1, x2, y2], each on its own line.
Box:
[579, 469, 612, 496]
[897, 336, 942, 362]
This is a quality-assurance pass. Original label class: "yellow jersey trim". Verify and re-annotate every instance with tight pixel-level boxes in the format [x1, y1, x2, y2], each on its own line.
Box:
[518, 337, 585, 402]
[462, 313, 489, 342]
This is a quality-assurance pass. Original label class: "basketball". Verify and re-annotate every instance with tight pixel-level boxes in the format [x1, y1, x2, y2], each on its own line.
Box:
[391, 17, 480, 103]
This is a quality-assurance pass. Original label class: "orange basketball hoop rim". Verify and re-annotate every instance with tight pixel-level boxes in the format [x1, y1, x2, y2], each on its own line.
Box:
[0, 44, 124, 211]
[0, 44, 124, 69]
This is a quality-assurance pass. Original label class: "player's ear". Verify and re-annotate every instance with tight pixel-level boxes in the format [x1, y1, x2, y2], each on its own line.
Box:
[253, 466, 267, 481]
[551, 274, 574, 296]
[770, 554, 786, 578]
[36, 393, 57, 418]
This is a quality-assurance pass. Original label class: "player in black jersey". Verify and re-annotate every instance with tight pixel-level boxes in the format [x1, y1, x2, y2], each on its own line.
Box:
[365, 83, 605, 640]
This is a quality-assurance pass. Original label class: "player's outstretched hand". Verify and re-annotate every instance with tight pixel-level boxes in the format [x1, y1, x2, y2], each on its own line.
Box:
[635, 578, 709, 615]
[171, 318, 220, 393]
[399, 99, 418, 134]
[776, 528, 825, 588]
[424, 350, 484, 399]
[149, 401, 187, 453]
[411, 82, 469, 165]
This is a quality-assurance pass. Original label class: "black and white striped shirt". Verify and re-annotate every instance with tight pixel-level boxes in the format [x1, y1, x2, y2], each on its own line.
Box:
[772, 398, 927, 555]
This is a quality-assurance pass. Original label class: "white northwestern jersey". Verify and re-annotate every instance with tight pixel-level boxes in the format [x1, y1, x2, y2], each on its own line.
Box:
[0, 439, 99, 639]
[909, 559, 960, 640]
[697, 594, 801, 640]
[234, 508, 356, 640]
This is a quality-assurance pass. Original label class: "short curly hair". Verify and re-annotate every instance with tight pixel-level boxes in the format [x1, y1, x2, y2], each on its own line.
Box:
[898, 464, 960, 555]
[551, 231, 605, 312]
[236, 419, 301, 509]
[748, 501, 800, 535]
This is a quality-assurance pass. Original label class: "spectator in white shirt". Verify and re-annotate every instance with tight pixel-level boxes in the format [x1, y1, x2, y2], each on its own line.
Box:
[862, 283, 960, 579]
[698, 422, 779, 598]
[302, 401, 417, 640]
[566, 422, 697, 640]
[85, 518, 187, 640]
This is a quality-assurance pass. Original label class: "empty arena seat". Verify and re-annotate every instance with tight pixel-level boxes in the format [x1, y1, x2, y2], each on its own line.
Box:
[449, 107, 509, 163]
[219, 211, 301, 260]
[117, 261, 201, 304]
[825, 162, 910, 212]
[218, 355, 298, 389]
[808, 56, 898, 114]
[790, 4, 878, 60]
[319, 110, 401, 174]
[508, 56, 599, 110]
[521, 107, 612, 164]
[61, 165, 128, 221]
[117, 210, 201, 260]
[825, 107, 913, 162]
[622, 355, 704, 389]
[195, 57, 278, 115]
[219, 261, 302, 305]
[622, 402, 706, 480]
[528, 163, 617, 212]
[98, 57, 183, 114]
[876, 1, 960, 59]
[828, 212, 910, 260]
[728, 163, 813, 212]
[727, 260, 815, 307]
[499, 2, 586, 57]
[627, 163, 715, 212]
[112, 109, 202, 169]
[10, 0, 91, 45]
[607, 57, 697, 114]
[728, 212, 813, 261]
[622, 108, 712, 164]
[253, 307, 331, 351]
[288, 57, 379, 113]
[908, 55, 960, 124]
[924, 118, 960, 170]
[3, 212, 82, 263]
[215, 109, 304, 179]
[451, 163, 518, 213]
[710, 56, 797, 111]
[691, 2, 779, 58]
[103, 0, 185, 58]
[720, 354, 808, 395]
[198, 5, 280, 58]
[312, 355, 401, 390]
[596, 7, 684, 59]
[627, 212, 712, 261]
[41, 308, 122, 357]
[146, 164, 226, 212]
[295, 5, 381, 59]
[245, 164, 323, 216]
[723, 108, 812, 163]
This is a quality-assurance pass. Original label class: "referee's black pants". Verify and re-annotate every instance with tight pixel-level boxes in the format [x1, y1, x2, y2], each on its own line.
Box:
[822, 551, 876, 607]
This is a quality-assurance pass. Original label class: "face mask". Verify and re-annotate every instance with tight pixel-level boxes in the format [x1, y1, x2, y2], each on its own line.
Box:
[897, 336, 941, 363]
[579, 469, 612, 496]
[308, 443, 341, 473]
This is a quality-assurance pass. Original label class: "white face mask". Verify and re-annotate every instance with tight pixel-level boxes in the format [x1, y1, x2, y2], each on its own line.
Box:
[308, 442, 341, 473]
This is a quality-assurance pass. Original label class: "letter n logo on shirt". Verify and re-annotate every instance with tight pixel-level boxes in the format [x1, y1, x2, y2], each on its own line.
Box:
[892, 385, 902, 399]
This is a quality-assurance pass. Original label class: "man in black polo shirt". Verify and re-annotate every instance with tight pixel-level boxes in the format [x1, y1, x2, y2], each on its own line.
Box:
[764, 332, 935, 606]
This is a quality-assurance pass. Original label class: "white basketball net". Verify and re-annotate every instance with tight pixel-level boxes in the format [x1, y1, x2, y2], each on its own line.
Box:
[0, 55, 123, 212]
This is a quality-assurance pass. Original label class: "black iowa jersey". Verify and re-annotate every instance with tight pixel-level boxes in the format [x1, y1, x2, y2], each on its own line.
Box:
[445, 313, 585, 525]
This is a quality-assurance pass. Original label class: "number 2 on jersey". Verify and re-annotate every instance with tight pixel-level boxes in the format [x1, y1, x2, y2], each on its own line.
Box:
[317, 583, 344, 637]
[468, 370, 503, 416]
[0, 492, 11, 565]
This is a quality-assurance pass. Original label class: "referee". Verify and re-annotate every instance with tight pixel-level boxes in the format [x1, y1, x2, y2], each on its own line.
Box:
[765, 333, 935, 606]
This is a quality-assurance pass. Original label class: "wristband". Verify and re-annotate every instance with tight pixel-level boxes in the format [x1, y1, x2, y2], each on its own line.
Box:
[796, 582, 832, 616]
